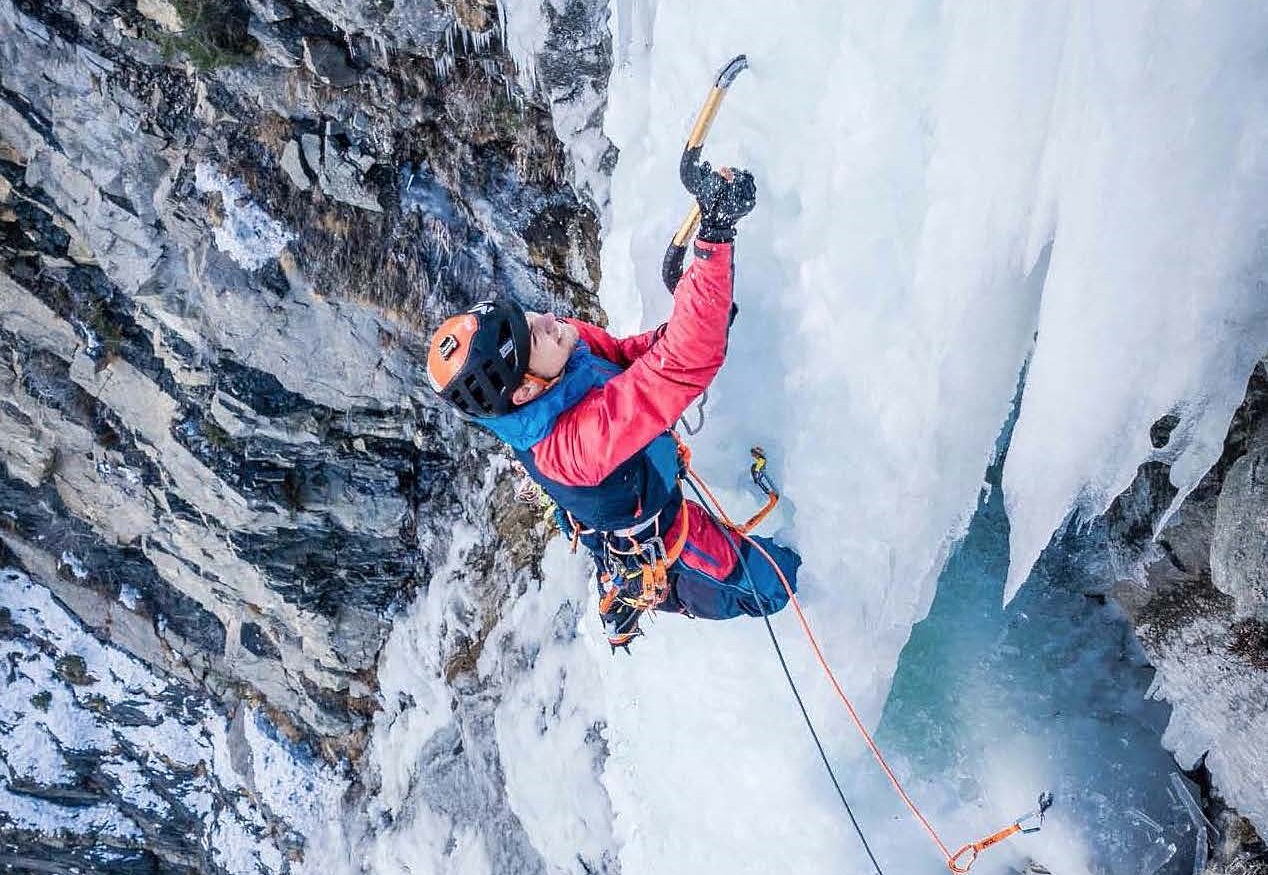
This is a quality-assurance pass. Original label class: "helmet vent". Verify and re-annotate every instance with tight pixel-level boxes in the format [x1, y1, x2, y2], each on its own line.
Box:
[464, 375, 487, 407]
[482, 359, 506, 391]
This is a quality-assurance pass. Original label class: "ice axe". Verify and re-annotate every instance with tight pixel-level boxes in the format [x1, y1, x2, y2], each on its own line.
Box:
[661, 54, 749, 292]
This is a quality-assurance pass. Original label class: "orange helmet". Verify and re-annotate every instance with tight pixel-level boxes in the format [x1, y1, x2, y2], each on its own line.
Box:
[427, 300, 531, 417]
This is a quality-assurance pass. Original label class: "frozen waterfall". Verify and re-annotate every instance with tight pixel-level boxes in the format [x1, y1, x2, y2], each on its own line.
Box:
[354, 1, 1268, 873]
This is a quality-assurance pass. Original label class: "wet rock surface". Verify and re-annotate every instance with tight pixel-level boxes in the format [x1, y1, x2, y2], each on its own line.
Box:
[0, 0, 612, 869]
[1106, 362, 1268, 858]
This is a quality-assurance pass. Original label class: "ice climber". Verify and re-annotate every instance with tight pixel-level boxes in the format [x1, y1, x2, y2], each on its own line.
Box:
[425, 164, 800, 650]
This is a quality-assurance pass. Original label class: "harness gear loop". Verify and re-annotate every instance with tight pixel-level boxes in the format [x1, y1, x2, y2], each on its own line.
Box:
[608, 497, 692, 611]
[677, 448, 1051, 874]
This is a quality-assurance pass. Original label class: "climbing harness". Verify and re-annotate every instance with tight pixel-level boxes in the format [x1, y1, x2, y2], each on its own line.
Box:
[556, 431, 775, 652]
[594, 494, 692, 612]
[559, 434, 698, 651]
[679, 444, 1052, 874]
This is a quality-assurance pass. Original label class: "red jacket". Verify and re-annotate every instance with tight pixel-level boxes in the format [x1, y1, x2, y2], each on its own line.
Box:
[529, 240, 735, 487]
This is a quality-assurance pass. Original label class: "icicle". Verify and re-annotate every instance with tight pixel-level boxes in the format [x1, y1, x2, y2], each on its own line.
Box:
[1169, 774, 1216, 875]
[433, 23, 455, 81]
[1126, 807, 1164, 834]
[434, 46, 453, 83]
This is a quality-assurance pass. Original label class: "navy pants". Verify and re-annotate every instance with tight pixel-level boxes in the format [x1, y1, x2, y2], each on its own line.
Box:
[663, 535, 801, 620]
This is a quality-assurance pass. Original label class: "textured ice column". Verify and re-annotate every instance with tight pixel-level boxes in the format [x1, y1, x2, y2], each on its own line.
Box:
[1002, 3, 1268, 602]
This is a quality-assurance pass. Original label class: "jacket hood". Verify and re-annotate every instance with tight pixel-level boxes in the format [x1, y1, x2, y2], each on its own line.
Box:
[479, 342, 618, 451]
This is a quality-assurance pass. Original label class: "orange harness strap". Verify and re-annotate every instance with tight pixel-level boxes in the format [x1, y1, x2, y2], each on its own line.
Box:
[592, 496, 692, 613]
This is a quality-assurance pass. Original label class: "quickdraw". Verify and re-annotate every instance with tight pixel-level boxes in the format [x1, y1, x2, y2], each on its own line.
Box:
[677, 437, 779, 536]
[948, 794, 1054, 873]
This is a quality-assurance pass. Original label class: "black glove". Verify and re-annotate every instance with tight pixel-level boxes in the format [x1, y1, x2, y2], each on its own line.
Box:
[681, 153, 757, 243]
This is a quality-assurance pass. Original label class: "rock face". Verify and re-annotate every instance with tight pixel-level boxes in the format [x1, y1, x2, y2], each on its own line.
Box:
[0, 0, 611, 869]
[0, 568, 347, 875]
[1212, 426, 1268, 622]
[1107, 362, 1268, 842]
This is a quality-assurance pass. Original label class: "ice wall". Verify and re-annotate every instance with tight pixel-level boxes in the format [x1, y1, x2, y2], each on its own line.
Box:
[600, 0, 1268, 695]
[587, 0, 1268, 871]
[997, 4, 1268, 600]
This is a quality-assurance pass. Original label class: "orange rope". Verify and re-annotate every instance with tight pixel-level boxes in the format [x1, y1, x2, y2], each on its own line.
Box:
[739, 491, 779, 534]
[684, 457, 743, 530]
[738, 530, 957, 863]
[682, 460, 1030, 873]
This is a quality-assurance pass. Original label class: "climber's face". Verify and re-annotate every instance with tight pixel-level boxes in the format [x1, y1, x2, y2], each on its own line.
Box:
[512, 311, 579, 405]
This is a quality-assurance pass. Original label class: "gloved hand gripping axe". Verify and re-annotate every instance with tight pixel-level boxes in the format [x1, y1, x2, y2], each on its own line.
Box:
[661, 54, 750, 292]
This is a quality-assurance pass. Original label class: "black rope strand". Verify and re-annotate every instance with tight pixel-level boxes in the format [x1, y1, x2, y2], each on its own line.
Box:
[682, 477, 886, 875]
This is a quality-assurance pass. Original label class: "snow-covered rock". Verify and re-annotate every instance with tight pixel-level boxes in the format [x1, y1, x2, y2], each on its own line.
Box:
[0, 0, 608, 867]
[1108, 363, 1268, 836]
[0, 568, 346, 875]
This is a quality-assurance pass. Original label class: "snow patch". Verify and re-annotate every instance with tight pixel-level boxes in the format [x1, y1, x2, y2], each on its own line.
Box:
[485, 538, 617, 873]
[0, 569, 345, 873]
[57, 550, 87, 579]
[194, 163, 294, 271]
[118, 582, 141, 609]
[242, 707, 347, 845]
